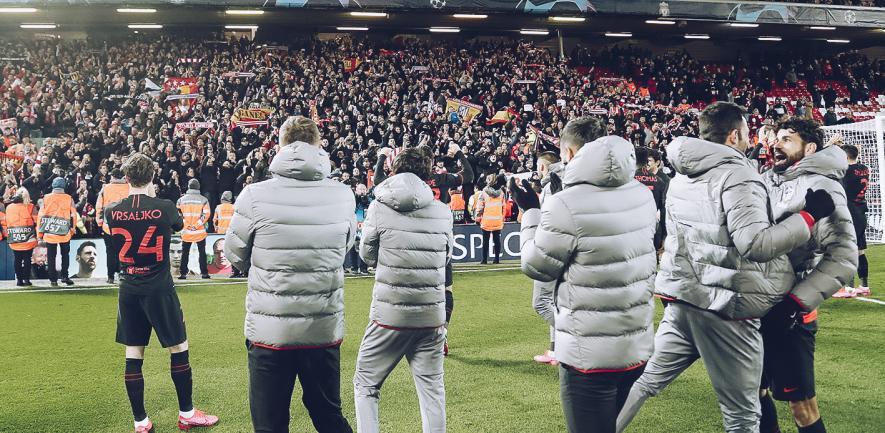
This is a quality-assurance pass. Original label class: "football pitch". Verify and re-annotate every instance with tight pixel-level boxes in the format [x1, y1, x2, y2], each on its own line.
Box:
[1, 250, 883, 433]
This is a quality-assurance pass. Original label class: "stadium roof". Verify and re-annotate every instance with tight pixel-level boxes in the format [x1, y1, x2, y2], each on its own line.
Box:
[0, 3, 882, 47]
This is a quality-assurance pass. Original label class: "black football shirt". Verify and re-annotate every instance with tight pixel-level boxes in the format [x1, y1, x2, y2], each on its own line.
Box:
[105, 194, 184, 295]
[844, 163, 869, 209]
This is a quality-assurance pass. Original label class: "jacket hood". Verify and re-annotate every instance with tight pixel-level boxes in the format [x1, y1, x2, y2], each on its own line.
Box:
[374, 173, 434, 212]
[780, 145, 847, 182]
[667, 137, 747, 177]
[483, 186, 503, 198]
[563, 135, 636, 187]
[269, 142, 331, 181]
[185, 188, 201, 195]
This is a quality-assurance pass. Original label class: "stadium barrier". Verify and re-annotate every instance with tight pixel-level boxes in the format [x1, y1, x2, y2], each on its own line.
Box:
[0, 223, 522, 280]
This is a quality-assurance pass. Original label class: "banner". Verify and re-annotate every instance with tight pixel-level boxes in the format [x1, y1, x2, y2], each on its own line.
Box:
[164, 77, 200, 113]
[0, 118, 17, 132]
[221, 71, 256, 79]
[23, 235, 234, 281]
[8, 222, 525, 280]
[445, 98, 482, 124]
[343, 57, 362, 73]
[486, 108, 519, 126]
[178, 57, 203, 64]
[174, 121, 215, 133]
[411, 66, 429, 73]
[529, 125, 560, 153]
[230, 106, 274, 130]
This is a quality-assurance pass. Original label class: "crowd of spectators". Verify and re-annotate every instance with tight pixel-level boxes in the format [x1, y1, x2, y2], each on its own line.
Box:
[0, 35, 881, 237]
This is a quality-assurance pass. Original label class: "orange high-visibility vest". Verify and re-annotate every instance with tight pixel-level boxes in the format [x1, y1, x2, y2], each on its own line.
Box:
[213, 203, 235, 234]
[478, 193, 505, 232]
[3, 203, 37, 251]
[37, 192, 78, 244]
[177, 193, 209, 242]
[0, 210, 5, 240]
[96, 182, 130, 235]
[449, 192, 465, 222]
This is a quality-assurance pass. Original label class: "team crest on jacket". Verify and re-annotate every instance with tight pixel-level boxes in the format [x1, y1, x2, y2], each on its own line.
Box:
[781, 183, 796, 203]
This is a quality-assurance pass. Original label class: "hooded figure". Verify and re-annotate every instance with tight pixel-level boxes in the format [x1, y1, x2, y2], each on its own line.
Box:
[521, 135, 658, 373]
[227, 141, 356, 347]
[212, 191, 235, 235]
[176, 177, 211, 278]
[474, 173, 506, 264]
[354, 164, 453, 433]
[226, 139, 356, 433]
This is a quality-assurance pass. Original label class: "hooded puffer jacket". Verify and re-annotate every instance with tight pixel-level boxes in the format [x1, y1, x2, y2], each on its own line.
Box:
[763, 145, 858, 311]
[225, 142, 356, 348]
[656, 137, 812, 319]
[360, 173, 453, 329]
[520, 136, 658, 372]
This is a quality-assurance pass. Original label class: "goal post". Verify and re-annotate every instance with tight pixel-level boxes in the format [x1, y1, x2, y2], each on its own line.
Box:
[823, 116, 885, 245]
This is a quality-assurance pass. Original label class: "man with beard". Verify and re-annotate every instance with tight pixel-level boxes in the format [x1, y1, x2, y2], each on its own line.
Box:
[74, 241, 98, 279]
[758, 118, 857, 433]
[617, 103, 836, 433]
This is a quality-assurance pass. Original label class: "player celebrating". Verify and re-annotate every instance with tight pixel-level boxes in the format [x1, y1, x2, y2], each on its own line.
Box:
[106, 153, 218, 433]
[836, 143, 870, 297]
[759, 119, 857, 433]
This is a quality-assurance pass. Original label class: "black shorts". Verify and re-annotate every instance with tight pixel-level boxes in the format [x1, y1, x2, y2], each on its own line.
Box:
[445, 262, 453, 287]
[849, 205, 868, 250]
[761, 317, 817, 402]
[116, 291, 187, 348]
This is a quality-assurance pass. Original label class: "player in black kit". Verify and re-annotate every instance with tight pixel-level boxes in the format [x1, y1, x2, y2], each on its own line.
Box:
[840, 144, 871, 296]
[106, 153, 219, 433]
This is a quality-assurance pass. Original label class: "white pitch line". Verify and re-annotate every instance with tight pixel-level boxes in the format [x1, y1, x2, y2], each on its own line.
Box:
[0, 266, 522, 295]
[854, 297, 885, 306]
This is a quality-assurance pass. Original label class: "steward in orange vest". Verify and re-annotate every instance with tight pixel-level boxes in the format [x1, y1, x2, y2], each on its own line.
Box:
[213, 191, 234, 234]
[96, 170, 130, 284]
[3, 190, 37, 286]
[476, 189, 505, 232]
[37, 178, 82, 286]
[449, 190, 466, 224]
[176, 179, 210, 278]
[474, 177, 505, 265]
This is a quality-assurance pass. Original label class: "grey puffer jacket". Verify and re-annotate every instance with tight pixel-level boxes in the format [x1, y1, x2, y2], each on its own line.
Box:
[520, 136, 658, 372]
[763, 145, 858, 311]
[225, 142, 356, 348]
[360, 173, 453, 329]
[656, 137, 812, 319]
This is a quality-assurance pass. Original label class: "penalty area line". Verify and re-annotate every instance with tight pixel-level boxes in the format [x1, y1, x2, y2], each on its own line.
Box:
[854, 296, 885, 306]
[0, 266, 523, 295]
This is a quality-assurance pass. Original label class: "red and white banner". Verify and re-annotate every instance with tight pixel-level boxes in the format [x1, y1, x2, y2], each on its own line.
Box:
[174, 121, 215, 133]
[0, 118, 17, 131]
[221, 71, 256, 79]
[178, 58, 203, 64]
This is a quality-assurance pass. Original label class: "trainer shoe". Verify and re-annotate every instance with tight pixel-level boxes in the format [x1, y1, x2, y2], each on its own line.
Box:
[201, 274, 211, 279]
[177, 409, 219, 430]
[107, 277, 115, 284]
[854, 286, 871, 297]
[533, 350, 558, 366]
[134, 420, 154, 433]
[61, 278, 74, 286]
[50, 281, 59, 287]
[832, 287, 858, 298]
[178, 274, 187, 280]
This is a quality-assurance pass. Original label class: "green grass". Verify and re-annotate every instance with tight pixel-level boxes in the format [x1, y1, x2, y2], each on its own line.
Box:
[0, 250, 883, 433]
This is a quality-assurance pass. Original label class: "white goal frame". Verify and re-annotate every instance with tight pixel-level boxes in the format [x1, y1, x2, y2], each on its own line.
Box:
[823, 116, 885, 245]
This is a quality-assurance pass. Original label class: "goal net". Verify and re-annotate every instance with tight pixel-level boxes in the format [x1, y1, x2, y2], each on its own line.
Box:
[823, 116, 885, 244]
